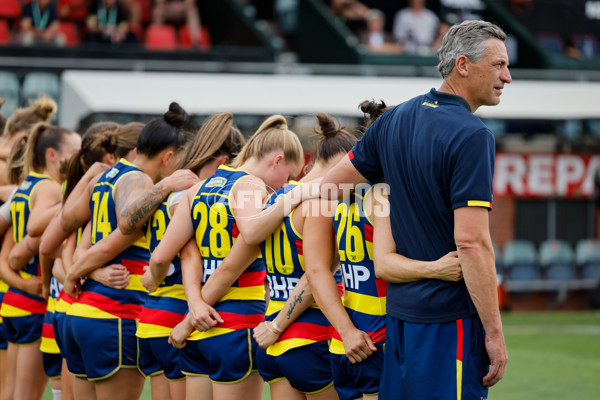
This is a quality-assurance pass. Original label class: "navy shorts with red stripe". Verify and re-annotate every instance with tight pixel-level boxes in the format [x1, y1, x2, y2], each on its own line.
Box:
[379, 315, 489, 400]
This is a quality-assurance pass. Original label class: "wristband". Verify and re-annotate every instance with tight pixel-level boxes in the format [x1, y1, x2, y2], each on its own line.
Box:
[265, 320, 282, 335]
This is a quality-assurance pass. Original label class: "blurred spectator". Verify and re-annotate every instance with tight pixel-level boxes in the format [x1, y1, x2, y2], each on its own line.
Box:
[327, 0, 369, 35]
[153, 0, 201, 47]
[359, 9, 403, 54]
[392, 0, 442, 55]
[19, 0, 65, 46]
[86, 0, 138, 45]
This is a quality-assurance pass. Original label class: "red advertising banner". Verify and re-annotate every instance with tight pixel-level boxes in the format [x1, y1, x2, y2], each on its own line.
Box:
[493, 153, 600, 198]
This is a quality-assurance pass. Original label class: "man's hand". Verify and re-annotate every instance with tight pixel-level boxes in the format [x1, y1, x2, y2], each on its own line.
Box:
[483, 331, 508, 387]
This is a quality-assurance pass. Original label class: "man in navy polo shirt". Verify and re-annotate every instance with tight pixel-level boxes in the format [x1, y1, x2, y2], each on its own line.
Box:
[321, 20, 511, 399]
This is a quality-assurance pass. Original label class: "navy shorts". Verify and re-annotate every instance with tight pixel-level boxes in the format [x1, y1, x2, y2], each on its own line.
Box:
[0, 321, 7, 350]
[52, 311, 67, 356]
[257, 340, 334, 394]
[3, 314, 44, 344]
[380, 315, 489, 400]
[43, 352, 62, 379]
[331, 342, 384, 400]
[180, 329, 257, 383]
[139, 337, 184, 380]
[63, 315, 139, 381]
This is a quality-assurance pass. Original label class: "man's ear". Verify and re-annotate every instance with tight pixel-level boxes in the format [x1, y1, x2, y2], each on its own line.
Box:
[455, 55, 470, 77]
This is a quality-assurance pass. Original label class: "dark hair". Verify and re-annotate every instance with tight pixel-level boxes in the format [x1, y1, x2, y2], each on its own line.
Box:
[313, 113, 357, 164]
[24, 123, 74, 174]
[136, 102, 189, 158]
[6, 135, 27, 184]
[62, 122, 120, 201]
[182, 112, 245, 174]
[360, 99, 392, 131]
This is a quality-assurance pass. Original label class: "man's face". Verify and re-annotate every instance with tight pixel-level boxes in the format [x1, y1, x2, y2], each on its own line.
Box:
[468, 38, 512, 108]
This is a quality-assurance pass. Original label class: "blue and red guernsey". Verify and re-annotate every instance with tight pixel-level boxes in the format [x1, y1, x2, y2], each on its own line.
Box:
[260, 182, 334, 356]
[68, 159, 150, 320]
[189, 165, 266, 341]
[137, 192, 187, 338]
[1, 172, 52, 318]
[0, 280, 8, 326]
[330, 184, 387, 355]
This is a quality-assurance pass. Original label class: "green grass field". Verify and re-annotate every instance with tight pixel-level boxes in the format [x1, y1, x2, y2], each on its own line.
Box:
[42, 312, 600, 399]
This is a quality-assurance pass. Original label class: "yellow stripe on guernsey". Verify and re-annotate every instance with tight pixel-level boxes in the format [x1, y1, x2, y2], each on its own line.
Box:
[467, 200, 491, 208]
[0, 280, 7, 323]
[40, 297, 60, 354]
[343, 291, 386, 316]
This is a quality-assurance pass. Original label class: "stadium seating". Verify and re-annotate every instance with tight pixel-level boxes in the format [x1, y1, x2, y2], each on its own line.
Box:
[0, 19, 10, 45]
[0, 71, 20, 117]
[503, 239, 539, 281]
[576, 239, 600, 280]
[179, 25, 212, 51]
[539, 240, 576, 281]
[571, 34, 599, 59]
[58, 0, 88, 22]
[0, 0, 21, 20]
[59, 21, 80, 47]
[145, 24, 177, 51]
[21, 72, 60, 108]
[535, 32, 564, 56]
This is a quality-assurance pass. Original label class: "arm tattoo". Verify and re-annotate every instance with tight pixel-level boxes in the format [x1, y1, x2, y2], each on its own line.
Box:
[116, 173, 166, 232]
[286, 289, 305, 320]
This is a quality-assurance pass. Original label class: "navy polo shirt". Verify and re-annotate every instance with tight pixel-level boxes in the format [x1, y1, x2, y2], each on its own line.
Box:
[350, 88, 495, 323]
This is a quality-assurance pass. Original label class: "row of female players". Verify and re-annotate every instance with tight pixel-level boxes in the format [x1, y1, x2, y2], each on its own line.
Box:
[0, 96, 462, 400]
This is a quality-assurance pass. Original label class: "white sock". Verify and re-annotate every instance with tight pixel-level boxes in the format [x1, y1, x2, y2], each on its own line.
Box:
[52, 388, 62, 400]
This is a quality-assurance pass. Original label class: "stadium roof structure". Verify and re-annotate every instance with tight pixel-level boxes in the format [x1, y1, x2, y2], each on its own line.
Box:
[61, 70, 600, 130]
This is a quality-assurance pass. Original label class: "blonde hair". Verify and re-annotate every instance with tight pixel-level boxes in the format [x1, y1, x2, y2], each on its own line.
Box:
[182, 112, 245, 174]
[24, 122, 73, 174]
[6, 136, 27, 184]
[3, 96, 57, 137]
[232, 115, 303, 168]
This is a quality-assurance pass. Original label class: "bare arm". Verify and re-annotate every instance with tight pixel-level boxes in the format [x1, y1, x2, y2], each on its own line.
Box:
[320, 154, 369, 200]
[72, 223, 92, 264]
[304, 198, 376, 364]
[40, 210, 74, 257]
[454, 206, 507, 388]
[61, 231, 77, 273]
[232, 177, 315, 245]
[0, 185, 16, 202]
[0, 227, 42, 297]
[28, 182, 62, 237]
[116, 169, 198, 235]
[372, 190, 462, 283]
[63, 228, 144, 296]
[8, 235, 39, 271]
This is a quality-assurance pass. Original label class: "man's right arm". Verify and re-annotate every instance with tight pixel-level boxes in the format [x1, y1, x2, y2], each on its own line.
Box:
[454, 206, 507, 388]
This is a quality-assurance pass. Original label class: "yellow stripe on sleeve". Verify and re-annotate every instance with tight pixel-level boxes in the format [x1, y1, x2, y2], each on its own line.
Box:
[467, 200, 491, 208]
[343, 291, 386, 316]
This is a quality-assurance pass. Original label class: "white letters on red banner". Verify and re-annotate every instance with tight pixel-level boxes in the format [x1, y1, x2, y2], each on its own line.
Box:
[493, 153, 600, 198]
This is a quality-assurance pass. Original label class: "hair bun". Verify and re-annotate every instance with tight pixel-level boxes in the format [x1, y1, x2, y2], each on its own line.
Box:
[360, 100, 387, 120]
[164, 102, 189, 129]
[315, 113, 338, 138]
[0, 97, 5, 109]
[32, 96, 58, 121]
[101, 131, 119, 154]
